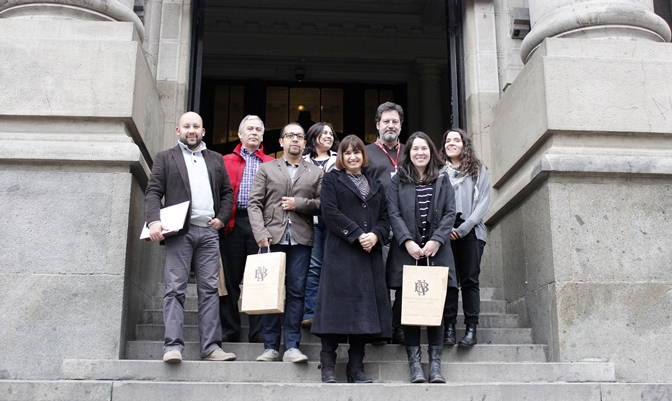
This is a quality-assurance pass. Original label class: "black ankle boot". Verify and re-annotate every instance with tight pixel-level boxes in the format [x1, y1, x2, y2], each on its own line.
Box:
[427, 346, 446, 383]
[346, 345, 372, 383]
[319, 351, 337, 383]
[443, 324, 456, 346]
[405, 346, 426, 383]
[458, 324, 477, 347]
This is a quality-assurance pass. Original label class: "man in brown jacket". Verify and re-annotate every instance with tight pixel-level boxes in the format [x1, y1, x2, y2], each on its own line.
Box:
[248, 122, 323, 363]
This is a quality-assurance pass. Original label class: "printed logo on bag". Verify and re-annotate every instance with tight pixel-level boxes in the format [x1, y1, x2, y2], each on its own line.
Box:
[414, 280, 429, 296]
[255, 266, 268, 281]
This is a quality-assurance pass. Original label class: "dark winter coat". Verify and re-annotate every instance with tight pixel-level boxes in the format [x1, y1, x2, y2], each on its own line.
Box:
[311, 170, 393, 338]
[386, 172, 458, 289]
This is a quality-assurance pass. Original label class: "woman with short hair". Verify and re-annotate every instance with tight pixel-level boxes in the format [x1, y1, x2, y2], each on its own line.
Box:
[312, 135, 392, 383]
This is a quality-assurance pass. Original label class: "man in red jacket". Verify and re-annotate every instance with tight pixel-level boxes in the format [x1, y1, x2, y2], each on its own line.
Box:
[220, 115, 275, 343]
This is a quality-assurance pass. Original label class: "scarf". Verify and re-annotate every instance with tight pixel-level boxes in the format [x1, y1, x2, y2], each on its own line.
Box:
[446, 163, 480, 203]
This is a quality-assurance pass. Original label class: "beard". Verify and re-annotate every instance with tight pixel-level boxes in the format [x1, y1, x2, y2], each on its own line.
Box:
[380, 129, 400, 143]
[287, 145, 302, 156]
[180, 136, 202, 150]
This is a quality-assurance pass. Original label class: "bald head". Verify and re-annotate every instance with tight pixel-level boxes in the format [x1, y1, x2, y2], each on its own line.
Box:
[176, 111, 206, 150]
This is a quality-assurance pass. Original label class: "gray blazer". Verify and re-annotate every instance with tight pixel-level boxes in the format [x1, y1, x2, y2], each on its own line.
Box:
[248, 158, 323, 247]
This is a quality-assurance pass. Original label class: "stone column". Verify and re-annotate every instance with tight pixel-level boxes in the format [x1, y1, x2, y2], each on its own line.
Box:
[416, 60, 445, 143]
[487, 0, 672, 383]
[521, 0, 671, 62]
[0, 0, 164, 379]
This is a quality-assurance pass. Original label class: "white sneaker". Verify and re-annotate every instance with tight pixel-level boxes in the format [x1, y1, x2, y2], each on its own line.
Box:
[162, 349, 182, 363]
[201, 348, 236, 361]
[256, 349, 281, 362]
[282, 348, 308, 363]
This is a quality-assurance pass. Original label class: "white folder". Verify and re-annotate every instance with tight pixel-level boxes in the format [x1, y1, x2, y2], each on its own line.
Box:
[140, 201, 190, 240]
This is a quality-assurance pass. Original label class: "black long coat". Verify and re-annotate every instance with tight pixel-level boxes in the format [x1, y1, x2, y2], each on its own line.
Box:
[386, 173, 458, 289]
[311, 170, 393, 338]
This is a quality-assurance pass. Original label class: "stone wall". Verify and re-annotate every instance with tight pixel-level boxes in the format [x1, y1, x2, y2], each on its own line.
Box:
[486, 37, 672, 382]
[0, 18, 164, 379]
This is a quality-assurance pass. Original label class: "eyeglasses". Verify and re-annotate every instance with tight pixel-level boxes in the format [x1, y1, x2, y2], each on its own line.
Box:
[283, 132, 305, 140]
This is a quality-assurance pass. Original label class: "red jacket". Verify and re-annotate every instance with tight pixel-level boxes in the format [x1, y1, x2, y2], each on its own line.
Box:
[223, 143, 275, 234]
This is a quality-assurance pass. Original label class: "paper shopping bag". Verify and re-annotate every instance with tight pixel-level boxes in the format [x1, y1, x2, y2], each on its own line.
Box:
[218, 256, 227, 297]
[401, 262, 449, 326]
[240, 249, 286, 314]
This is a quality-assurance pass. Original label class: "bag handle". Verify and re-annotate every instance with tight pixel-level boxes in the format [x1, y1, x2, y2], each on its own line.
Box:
[257, 245, 271, 254]
[415, 258, 430, 266]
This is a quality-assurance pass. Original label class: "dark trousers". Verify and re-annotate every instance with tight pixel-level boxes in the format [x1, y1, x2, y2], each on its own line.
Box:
[262, 243, 311, 350]
[163, 225, 222, 357]
[304, 218, 327, 320]
[403, 324, 444, 347]
[444, 228, 485, 325]
[219, 212, 262, 342]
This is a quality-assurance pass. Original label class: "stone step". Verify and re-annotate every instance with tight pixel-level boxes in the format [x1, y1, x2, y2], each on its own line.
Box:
[125, 341, 548, 363]
[61, 359, 616, 384]
[150, 295, 506, 312]
[8, 380, 672, 401]
[134, 325, 533, 344]
[141, 309, 519, 327]
[154, 283, 500, 301]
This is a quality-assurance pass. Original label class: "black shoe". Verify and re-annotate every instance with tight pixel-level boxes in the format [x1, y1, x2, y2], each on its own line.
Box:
[405, 346, 426, 383]
[443, 324, 456, 346]
[392, 327, 406, 345]
[458, 324, 477, 347]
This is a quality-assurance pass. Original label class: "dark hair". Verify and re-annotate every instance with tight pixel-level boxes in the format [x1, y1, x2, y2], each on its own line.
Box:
[375, 101, 404, 124]
[303, 122, 340, 158]
[335, 135, 369, 170]
[439, 128, 482, 180]
[397, 131, 443, 184]
[280, 122, 304, 138]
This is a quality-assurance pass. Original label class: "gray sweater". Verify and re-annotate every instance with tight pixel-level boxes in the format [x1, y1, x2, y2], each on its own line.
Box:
[449, 165, 491, 242]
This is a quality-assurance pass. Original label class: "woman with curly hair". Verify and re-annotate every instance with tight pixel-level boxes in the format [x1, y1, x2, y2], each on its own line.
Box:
[387, 131, 457, 383]
[439, 128, 491, 348]
[301, 122, 339, 329]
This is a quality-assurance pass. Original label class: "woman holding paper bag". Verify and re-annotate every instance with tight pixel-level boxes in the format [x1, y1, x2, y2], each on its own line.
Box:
[387, 132, 457, 384]
[312, 135, 392, 384]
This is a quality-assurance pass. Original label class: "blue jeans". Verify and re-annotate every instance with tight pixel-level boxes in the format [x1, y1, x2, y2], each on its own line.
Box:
[262, 243, 311, 350]
[303, 219, 328, 320]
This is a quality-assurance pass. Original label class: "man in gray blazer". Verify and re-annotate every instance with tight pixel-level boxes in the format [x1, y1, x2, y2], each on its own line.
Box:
[145, 111, 236, 363]
[248, 122, 323, 363]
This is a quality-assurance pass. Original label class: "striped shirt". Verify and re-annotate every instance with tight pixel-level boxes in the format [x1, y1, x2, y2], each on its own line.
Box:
[416, 183, 433, 243]
[237, 147, 263, 210]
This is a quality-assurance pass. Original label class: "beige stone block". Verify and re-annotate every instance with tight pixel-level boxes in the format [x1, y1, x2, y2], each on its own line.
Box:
[0, 170, 132, 275]
[0, 40, 136, 117]
[556, 282, 672, 382]
[0, 274, 125, 379]
[0, 22, 164, 160]
[157, 42, 180, 81]
[548, 177, 672, 283]
[160, 2, 183, 41]
[490, 38, 672, 186]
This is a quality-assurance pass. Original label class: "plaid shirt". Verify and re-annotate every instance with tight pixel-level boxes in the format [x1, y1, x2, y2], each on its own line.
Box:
[236, 147, 262, 210]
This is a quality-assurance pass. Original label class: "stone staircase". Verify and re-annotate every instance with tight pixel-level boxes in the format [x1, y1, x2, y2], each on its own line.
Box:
[34, 283, 653, 400]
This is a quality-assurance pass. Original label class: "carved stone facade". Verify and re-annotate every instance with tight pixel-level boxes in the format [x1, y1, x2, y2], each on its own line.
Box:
[1, 0, 671, 386]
